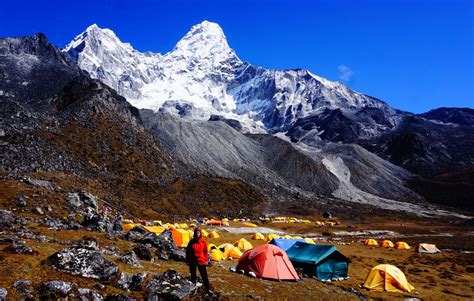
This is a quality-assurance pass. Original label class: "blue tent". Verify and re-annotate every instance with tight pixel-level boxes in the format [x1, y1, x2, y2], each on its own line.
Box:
[269, 238, 305, 251]
[286, 242, 350, 280]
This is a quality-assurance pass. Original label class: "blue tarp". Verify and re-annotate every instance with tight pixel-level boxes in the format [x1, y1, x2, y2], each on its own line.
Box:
[269, 238, 305, 251]
[286, 242, 350, 280]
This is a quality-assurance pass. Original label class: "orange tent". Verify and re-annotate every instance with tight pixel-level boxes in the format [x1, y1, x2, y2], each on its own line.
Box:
[171, 229, 190, 248]
[395, 242, 411, 250]
[380, 240, 394, 248]
[236, 244, 300, 281]
[123, 223, 141, 233]
[364, 239, 378, 246]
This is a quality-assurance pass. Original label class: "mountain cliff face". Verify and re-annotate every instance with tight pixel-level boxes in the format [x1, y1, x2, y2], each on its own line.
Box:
[0, 33, 267, 218]
[64, 21, 399, 135]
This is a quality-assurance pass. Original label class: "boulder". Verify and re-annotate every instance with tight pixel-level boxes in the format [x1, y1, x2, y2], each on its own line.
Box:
[139, 230, 180, 261]
[133, 244, 153, 261]
[115, 273, 132, 291]
[0, 210, 13, 227]
[37, 281, 75, 300]
[47, 240, 118, 282]
[115, 271, 147, 292]
[120, 252, 142, 268]
[17, 195, 27, 207]
[67, 192, 98, 210]
[78, 288, 104, 301]
[145, 270, 197, 301]
[3, 242, 38, 255]
[130, 273, 147, 291]
[104, 294, 136, 301]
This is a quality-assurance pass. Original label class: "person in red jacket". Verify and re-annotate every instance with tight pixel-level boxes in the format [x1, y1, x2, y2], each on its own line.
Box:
[186, 227, 211, 293]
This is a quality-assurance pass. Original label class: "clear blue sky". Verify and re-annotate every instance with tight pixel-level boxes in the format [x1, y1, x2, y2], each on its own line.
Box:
[1, 0, 472, 113]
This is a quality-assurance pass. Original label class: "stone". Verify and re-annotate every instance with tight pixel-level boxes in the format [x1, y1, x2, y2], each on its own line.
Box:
[13, 280, 32, 288]
[67, 192, 98, 210]
[104, 294, 136, 301]
[17, 195, 27, 207]
[120, 252, 142, 268]
[0, 210, 13, 227]
[130, 273, 147, 291]
[37, 281, 75, 299]
[78, 288, 104, 301]
[3, 242, 38, 255]
[35, 207, 44, 215]
[145, 270, 197, 301]
[133, 244, 153, 261]
[115, 272, 132, 291]
[139, 230, 180, 261]
[47, 241, 118, 282]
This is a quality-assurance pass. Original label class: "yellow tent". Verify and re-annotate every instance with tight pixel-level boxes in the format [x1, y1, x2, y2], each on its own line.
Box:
[252, 232, 265, 240]
[282, 235, 292, 239]
[219, 243, 243, 259]
[171, 229, 190, 248]
[208, 231, 220, 238]
[417, 243, 441, 253]
[153, 220, 162, 225]
[364, 239, 378, 246]
[179, 223, 188, 229]
[395, 242, 411, 250]
[123, 223, 141, 233]
[188, 230, 195, 237]
[243, 222, 258, 228]
[143, 225, 165, 235]
[380, 240, 394, 248]
[234, 238, 253, 250]
[200, 229, 209, 237]
[221, 218, 229, 223]
[292, 236, 303, 239]
[208, 243, 217, 252]
[210, 248, 224, 261]
[304, 238, 315, 244]
[264, 234, 279, 242]
[363, 264, 415, 293]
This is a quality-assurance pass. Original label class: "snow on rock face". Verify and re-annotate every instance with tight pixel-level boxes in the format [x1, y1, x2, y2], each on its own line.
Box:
[64, 21, 398, 135]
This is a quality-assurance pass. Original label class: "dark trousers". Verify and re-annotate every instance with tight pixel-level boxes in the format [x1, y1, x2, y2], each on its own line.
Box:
[189, 264, 210, 292]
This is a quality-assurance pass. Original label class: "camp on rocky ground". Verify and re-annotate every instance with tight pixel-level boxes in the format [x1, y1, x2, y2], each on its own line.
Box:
[1, 3, 474, 300]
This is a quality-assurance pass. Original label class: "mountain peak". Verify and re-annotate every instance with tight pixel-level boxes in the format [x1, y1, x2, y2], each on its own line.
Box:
[172, 20, 234, 59]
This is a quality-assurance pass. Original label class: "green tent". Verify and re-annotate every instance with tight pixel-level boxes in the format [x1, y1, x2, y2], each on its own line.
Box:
[286, 242, 350, 280]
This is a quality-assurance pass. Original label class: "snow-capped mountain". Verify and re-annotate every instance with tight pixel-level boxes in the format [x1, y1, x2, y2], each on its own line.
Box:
[64, 21, 399, 135]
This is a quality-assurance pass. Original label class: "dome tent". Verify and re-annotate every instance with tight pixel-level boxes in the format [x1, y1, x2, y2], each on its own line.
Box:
[236, 244, 299, 281]
[363, 264, 415, 293]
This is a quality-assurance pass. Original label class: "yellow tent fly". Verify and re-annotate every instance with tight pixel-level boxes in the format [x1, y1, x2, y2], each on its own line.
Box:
[208, 231, 220, 238]
[363, 264, 415, 292]
[234, 238, 253, 250]
[252, 233, 265, 240]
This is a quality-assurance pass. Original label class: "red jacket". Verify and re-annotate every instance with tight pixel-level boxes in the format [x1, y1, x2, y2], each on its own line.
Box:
[186, 228, 208, 266]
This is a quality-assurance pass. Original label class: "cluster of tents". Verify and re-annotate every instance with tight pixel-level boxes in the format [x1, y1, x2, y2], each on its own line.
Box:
[364, 239, 441, 253]
[235, 239, 416, 293]
[234, 238, 350, 282]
